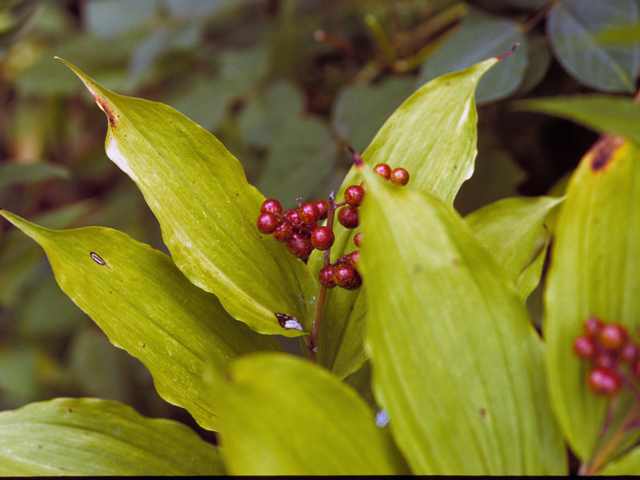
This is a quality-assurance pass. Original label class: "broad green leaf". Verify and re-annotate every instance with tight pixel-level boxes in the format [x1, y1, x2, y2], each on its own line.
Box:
[212, 352, 410, 475]
[0, 397, 224, 475]
[59, 59, 317, 336]
[547, 0, 640, 92]
[515, 94, 640, 145]
[544, 135, 640, 462]
[360, 168, 566, 475]
[309, 56, 504, 378]
[464, 196, 562, 300]
[598, 445, 640, 475]
[0, 210, 282, 431]
[417, 7, 527, 105]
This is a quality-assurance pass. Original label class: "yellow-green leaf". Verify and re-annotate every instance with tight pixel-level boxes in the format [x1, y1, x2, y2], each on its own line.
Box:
[360, 168, 566, 475]
[0, 398, 224, 476]
[0, 210, 282, 431]
[59, 58, 317, 337]
[213, 352, 410, 475]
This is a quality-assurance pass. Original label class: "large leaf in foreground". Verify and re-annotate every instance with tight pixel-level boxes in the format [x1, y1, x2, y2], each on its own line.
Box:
[360, 169, 566, 475]
[544, 135, 640, 463]
[59, 59, 317, 336]
[0, 210, 282, 431]
[0, 398, 223, 475]
[310, 56, 504, 378]
[213, 352, 409, 475]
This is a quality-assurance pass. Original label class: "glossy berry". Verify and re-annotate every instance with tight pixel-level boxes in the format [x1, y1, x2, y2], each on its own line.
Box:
[584, 316, 604, 337]
[285, 233, 314, 259]
[373, 163, 392, 180]
[314, 200, 329, 220]
[598, 324, 628, 351]
[311, 227, 335, 251]
[334, 264, 361, 290]
[344, 185, 365, 207]
[299, 202, 321, 224]
[573, 336, 596, 360]
[283, 209, 301, 225]
[318, 265, 337, 288]
[588, 367, 621, 396]
[619, 341, 639, 365]
[260, 199, 282, 215]
[338, 205, 360, 229]
[390, 167, 410, 186]
[256, 213, 279, 234]
[272, 221, 294, 243]
[354, 232, 363, 248]
[345, 250, 360, 272]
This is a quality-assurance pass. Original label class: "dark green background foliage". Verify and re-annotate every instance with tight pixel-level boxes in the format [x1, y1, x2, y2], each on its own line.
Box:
[0, 0, 639, 475]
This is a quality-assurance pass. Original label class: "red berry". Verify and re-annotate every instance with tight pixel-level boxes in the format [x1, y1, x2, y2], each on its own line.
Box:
[633, 358, 640, 379]
[598, 324, 628, 351]
[338, 205, 360, 229]
[314, 200, 329, 220]
[354, 232, 363, 248]
[573, 336, 596, 359]
[373, 163, 391, 180]
[390, 167, 410, 186]
[588, 367, 621, 396]
[299, 203, 321, 224]
[285, 233, 314, 259]
[593, 348, 617, 370]
[318, 265, 337, 288]
[256, 213, 279, 234]
[260, 199, 282, 215]
[345, 250, 360, 272]
[334, 264, 361, 290]
[584, 316, 604, 337]
[283, 209, 301, 225]
[344, 185, 365, 207]
[272, 221, 294, 242]
[310, 227, 335, 251]
[619, 341, 640, 365]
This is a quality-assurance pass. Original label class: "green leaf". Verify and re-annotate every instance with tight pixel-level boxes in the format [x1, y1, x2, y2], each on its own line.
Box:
[58, 58, 317, 336]
[544, 135, 640, 462]
[0, 162, 70, 190]
[310, 55, 504, 378]
[0, 210, 282, 431]
[212, 352, 410, 475]
[417, 7, 527, 105]
[359, 169, 566, 475]
[598, 445, 640, 475]
[0, 397, 224, 475]
[464, 196, 562, 300]
[547, 0, 640, 92]
[515, 94, 640, 145]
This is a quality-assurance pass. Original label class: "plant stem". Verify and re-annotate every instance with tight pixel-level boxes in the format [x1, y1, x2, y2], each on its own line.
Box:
[307, 193, 336, 363]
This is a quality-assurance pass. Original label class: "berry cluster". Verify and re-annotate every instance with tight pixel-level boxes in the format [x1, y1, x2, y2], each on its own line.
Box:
[256, 161, 410, 291]
[573, 316, 640, 397]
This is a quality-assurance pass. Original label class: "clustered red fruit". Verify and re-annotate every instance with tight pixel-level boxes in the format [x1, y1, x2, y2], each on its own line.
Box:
[257, 161, 411, 290]
[573, 316, 640, 397]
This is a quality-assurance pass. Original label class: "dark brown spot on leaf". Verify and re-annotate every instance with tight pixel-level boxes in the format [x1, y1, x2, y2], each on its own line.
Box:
[590, 135, 626, 172]
[91, 92, 119, 128]
[479, 407, 487, 420]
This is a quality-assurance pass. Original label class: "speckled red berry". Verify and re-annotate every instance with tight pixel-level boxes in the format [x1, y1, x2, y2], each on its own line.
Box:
[354, 232, 363, 248]
[314, 200, 329, 220]
[285, 233, 314, 259]
[584, 316, 604, 337]
[260, 199, 282, 215]
[373, 163, 391, 180]
[318, 265, 337, 288]
[573, 336, 596, 359]
[345, 250, 360, 272]
[334, 264, 361, 290]
[338, 205, 359, 229]
[588, 367, 621, 396]
[598, 324, 628, 351]
[344, 185, 365, 207]
[299, 203, 321, 224]
[272, 221, 294, 242]
[390, 167, 410, 186]
[619, 341, 639, 365]
[256, 213, 279, 234]
[310, 226, 335, 251]
[283, 209, 301, 225]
